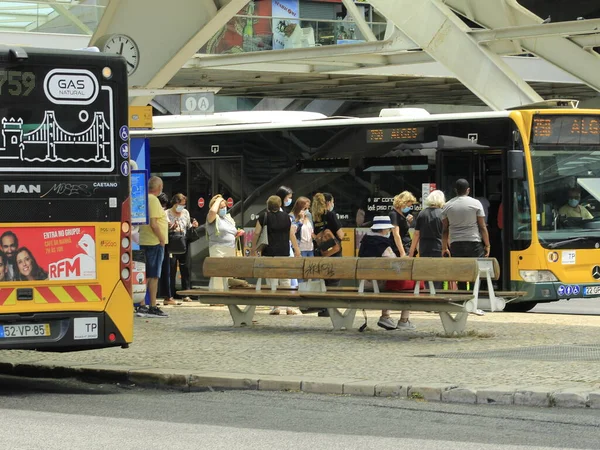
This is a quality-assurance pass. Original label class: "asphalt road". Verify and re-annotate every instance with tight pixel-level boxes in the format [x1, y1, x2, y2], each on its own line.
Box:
[532, 298, 600, 315]
[1, 376, 599, 450]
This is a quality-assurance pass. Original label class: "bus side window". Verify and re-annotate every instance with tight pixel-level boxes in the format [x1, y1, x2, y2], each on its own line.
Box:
[511, 180, 532, 250]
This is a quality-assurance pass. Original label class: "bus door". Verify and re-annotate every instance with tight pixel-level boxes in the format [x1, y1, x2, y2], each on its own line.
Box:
[436, 150, 506, 288]
[186, 156, 245, 284]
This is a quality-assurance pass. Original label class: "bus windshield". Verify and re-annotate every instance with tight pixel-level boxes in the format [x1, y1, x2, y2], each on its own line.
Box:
[531, 151, 600, 249]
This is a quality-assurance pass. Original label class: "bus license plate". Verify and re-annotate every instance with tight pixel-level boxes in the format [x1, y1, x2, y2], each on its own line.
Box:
[584, 286, 600, 296]
[0, 324, 50, 338]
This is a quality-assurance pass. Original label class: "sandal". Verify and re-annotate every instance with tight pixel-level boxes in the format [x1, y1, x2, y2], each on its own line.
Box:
[269, 308, 281, 315]
[182, 297, 193, 302]
[163, 298, 178, 306]
[286, 308, 299, 315]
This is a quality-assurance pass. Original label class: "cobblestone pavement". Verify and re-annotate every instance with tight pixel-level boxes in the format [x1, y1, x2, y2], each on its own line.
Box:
[1, 304, 600, 391]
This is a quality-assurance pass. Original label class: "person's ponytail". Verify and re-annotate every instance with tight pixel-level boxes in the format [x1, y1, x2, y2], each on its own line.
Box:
[311, 193, 327, 222]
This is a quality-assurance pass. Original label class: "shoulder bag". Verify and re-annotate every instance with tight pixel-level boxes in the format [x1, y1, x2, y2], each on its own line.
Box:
[186, 226, 200, 243]
[255, 212, 269, 254]
[314, 227, 341, 257]
[168, 230, 187, 255]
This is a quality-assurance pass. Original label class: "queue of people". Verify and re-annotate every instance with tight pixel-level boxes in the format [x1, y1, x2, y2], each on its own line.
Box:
[137, 177, 491, 327]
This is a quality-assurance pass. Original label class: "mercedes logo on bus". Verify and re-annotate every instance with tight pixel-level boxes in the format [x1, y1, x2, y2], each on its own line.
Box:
[593, 266, 600, 280]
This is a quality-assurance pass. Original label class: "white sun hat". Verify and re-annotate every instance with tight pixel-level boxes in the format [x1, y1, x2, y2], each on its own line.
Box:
[371, 216, 394, 230]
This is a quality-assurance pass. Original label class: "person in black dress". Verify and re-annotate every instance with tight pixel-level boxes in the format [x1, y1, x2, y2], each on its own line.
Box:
[250, 195, 300, 315]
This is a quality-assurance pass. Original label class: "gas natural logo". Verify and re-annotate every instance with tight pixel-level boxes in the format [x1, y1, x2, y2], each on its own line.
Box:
[44, 69, 99, 105]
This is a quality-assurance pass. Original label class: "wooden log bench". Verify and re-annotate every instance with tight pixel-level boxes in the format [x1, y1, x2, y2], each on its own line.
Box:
[179, 257, 520, 335]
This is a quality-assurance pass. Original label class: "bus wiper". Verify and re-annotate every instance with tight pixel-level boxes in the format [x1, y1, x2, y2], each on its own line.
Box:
[548, 237, 600, 249]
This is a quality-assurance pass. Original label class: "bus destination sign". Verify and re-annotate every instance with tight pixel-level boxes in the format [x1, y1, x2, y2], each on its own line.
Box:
[367, 126, 425, 143]
[532, 115, 600, 145]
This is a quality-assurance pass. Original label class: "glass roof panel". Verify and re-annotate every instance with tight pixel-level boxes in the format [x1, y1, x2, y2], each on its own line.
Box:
[0, 1, 106, 35]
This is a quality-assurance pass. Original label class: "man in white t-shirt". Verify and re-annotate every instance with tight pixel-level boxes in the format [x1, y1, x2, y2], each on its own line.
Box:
[442, 179, 491, 264]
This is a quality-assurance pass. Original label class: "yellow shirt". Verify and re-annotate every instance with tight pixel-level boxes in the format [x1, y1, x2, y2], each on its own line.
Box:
[139, 194, 169, 246]
[558, 204, 593, 220]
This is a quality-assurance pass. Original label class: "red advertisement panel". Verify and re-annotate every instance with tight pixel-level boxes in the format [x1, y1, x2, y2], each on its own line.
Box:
[0, 226, 96, 282]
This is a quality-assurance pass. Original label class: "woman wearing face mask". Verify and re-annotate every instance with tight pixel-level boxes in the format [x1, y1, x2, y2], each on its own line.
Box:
[389, 191, 417, 258]
[358, 216, 407, 330]
[167, 193, 199, 303]
[387, 191, 419, 330]
[206, 194, 242, 289]
[276, 185, 294, 213]
[251, 195, 301, 315]
[290, 196, 314, 257]
[312, 193, 344, 290]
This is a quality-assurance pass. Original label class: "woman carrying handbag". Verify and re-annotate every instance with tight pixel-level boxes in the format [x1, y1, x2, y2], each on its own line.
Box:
[167, 193, 198, 303]
[206, 194, 244, 290]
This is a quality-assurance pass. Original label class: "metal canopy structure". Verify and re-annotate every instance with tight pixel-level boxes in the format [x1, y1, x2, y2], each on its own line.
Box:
[172, 0, 600, 109]
[8, 0, 599, 109]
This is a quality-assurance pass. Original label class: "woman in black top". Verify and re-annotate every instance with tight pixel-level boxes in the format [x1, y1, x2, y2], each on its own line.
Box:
[251, 195, 300, 257]
[312, 192, 345, 288]
[312, 192, 344, 256]
[389, 191, 417, 257]
[409, 190, 446, 258]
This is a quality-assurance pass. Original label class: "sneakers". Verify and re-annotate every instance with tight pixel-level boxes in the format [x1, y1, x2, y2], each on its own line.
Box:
[135, 305, 168, 318]
[269, 308, 281, 315]
[377, 316, 397, 330]
[147, 306, 168, 318]
[135, 305, 149, 317]
[472, 309, 486, 316]
[397, 319, 416, 330]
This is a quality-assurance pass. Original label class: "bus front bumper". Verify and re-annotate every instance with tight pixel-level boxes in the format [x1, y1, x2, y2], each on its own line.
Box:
[511, 281, 600, 303]
[0, 311, 128, 352]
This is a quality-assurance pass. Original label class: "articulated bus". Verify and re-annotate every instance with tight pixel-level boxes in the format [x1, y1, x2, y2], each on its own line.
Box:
[135, 102, 600, 312]
[0, 47, 133, 351]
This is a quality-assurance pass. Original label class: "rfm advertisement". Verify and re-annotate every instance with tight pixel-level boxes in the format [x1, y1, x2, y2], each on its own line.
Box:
[0, 226, 96, 282]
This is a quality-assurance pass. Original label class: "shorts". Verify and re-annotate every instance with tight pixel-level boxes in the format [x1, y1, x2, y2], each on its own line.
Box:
[141, 244, 165, 278]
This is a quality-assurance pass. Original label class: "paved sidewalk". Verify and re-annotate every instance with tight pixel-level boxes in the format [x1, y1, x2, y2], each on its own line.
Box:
[1, 304, 600, 408]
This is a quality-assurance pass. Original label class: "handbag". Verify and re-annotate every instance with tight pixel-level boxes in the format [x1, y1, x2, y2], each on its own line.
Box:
[314, 228, 341, 257]
[255, 212, 269, 254]
[186, 226, 200, 243]
[168, 230, 187, 255]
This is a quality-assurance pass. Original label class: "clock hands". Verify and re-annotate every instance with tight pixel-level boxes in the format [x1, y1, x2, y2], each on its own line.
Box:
[119, 43, 124, 55]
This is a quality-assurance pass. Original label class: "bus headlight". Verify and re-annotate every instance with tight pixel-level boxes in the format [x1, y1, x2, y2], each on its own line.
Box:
[519, 270, 558, 282]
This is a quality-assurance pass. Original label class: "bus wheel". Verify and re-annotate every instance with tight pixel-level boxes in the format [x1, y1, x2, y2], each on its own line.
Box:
[504, 302, 538, 313]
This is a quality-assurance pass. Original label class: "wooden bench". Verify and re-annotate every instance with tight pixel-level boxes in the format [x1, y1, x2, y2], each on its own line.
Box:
[179, 257, 523, 335]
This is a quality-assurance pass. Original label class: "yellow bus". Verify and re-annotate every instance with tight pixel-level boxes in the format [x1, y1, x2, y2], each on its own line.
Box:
[0, 46, 133, 351]
[137, 101, 600, 312]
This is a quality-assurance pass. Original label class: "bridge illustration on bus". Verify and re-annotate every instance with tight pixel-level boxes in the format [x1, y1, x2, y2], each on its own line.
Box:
[0, 109, 113, 170]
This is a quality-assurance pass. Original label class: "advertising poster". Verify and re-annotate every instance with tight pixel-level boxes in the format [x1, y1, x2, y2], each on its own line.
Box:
[0, 226, 96, 282]
[272, 0, 300, 49]
[243, 227, 256, 256]
[202, 1, 273, 54]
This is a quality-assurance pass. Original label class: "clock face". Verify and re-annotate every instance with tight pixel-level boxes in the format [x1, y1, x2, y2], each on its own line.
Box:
[103, 34, 139, 75]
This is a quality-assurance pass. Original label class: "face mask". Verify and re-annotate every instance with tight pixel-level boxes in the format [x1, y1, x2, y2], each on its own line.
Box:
[284, 198, 292, 207]
[175, 205, 184, 213]
[218, 208, 227, 217]
[383, 231, 391, 239]
[329, 203, 335, 212]
[402, 207, 411, 214]
[568, 199, 579, 208]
